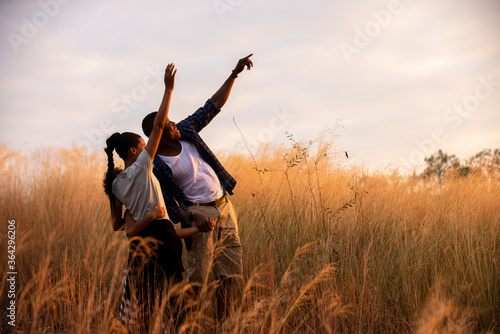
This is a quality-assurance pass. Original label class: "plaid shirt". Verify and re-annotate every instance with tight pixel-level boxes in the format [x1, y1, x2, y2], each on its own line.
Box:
[152, 99, 236, 224]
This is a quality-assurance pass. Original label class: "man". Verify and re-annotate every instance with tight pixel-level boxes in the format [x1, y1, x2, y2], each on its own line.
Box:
[141, 54, 253, 320]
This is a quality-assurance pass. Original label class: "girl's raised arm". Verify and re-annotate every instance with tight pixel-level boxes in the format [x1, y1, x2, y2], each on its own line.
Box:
[145, 63, 176, 159]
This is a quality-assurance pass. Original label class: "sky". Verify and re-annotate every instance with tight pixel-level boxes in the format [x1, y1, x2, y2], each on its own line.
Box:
[1, 0, 499, 172]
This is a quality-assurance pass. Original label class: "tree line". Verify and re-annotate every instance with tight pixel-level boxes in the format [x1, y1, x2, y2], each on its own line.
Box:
[421, 148, 500, 179]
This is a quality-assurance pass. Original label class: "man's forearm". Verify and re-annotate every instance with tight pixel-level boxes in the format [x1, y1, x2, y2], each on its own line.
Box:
[176, 209, 213, 232]
[211, 73, 237, 110]
[210, 54, 253, 109]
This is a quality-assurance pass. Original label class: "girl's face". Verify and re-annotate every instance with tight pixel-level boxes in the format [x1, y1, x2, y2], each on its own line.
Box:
[135, 137, 146, 155]
[128, 137, 146, 162]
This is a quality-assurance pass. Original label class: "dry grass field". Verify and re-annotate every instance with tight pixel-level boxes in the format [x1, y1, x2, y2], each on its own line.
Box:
[1, 138, 499, 333]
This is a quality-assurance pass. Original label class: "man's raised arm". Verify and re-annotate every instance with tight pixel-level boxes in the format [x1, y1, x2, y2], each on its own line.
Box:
[211, 54, 253, 109]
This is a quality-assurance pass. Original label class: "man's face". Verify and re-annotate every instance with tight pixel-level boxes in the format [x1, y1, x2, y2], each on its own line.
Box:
[162, 119, 181, 141]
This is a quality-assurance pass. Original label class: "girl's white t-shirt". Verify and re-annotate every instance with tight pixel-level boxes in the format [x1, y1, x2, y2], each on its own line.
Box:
[112, 150, 168, 222]
[158, 141, 223, 204]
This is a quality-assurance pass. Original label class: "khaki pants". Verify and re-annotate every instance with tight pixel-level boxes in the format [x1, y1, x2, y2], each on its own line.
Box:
[186, 200, 243, 284]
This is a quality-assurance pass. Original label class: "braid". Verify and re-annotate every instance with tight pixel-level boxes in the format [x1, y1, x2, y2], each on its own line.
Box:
[103, 132, 141, 211]
[103, 133, 121, 210]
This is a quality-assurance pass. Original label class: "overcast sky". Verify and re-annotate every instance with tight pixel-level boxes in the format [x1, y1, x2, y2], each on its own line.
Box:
[1, 0, 499, 171]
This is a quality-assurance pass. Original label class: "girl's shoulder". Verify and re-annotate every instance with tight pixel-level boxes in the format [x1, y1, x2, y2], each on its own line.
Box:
[113, 150, 152, 185]
[135, 149, 153, 170]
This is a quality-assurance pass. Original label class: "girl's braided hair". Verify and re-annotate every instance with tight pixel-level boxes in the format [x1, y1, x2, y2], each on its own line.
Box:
[103, 132, 141, 209]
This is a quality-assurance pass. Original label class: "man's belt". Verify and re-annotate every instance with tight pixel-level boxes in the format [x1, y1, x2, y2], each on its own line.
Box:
[186, 194, 227, 207]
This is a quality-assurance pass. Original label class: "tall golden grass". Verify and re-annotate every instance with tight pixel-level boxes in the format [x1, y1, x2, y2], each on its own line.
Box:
[0, 138, 499, 333]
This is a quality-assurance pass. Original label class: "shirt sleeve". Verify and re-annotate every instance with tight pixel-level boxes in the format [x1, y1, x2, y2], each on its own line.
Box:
[136, 149, 153, 171]
[178, 99, 220, 133]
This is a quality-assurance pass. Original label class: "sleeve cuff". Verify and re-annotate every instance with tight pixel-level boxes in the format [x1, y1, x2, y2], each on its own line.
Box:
[206, 98, 220, 112]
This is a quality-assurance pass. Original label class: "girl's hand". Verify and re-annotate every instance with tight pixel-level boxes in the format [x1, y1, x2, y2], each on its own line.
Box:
[164, 63, 177, 90]
[152, 202, 166, 219]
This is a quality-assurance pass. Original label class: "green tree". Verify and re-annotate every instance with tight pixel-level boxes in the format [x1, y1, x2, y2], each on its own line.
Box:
[466, 148, 500, 175]
[421, 150, 470, 180]
[422, 148, 500, 180]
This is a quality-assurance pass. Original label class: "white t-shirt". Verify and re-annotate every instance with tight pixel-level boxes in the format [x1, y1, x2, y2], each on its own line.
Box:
[112, 150, 168, 222]
[158, 141, 223, 203]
